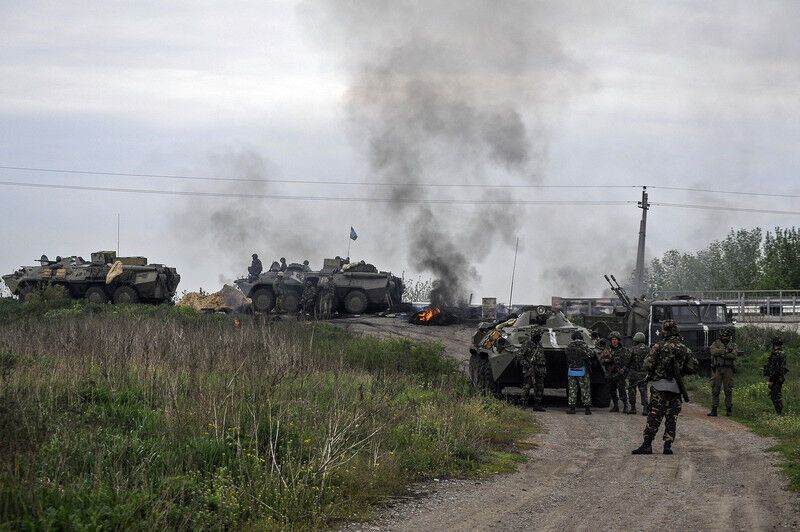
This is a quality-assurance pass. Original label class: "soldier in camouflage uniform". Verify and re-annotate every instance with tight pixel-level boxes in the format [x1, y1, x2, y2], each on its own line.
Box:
[601, 331, 630, 413]
[518, 328, 547, 411]
[316, 277, 335, 320]
[626, 331, 649, 416]
[272, 273, 285, 313]
[632, 320, 697, 455]
[765, 336, 789, 415]
[566, 331, 592, 415]
[708, 325, 738, 417]
[298, 280, 318, 319]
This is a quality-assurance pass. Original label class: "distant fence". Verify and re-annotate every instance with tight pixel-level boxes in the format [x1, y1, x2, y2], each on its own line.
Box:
[654, 290, 800, 322]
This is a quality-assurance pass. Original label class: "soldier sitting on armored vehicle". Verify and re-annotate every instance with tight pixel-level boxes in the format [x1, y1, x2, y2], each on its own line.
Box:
[248, 254, 263, 280]
[268, 261, 280, 272]
[279, 257, 287, 272]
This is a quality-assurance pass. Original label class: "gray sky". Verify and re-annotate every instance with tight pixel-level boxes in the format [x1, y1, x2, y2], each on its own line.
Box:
[1, 1, 799, 303]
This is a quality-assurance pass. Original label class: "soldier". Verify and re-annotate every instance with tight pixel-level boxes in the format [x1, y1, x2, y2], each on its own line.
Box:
[765, 336, 789, 415]
[518, 328, 547, 412]
[708, 325, 738, 417]
[566, 330, 592, 415]
[602, 331, 630, 413]
[279, 257, 288, 272]
[272, 272, 285, 313]
[299, 280, 318, 318]
[626, 332, 649, 416]
[302, 260, 311, 271]
[632, 320, 698, 455]
[248, 253, 263, 280]
[316, 277, 336, 319]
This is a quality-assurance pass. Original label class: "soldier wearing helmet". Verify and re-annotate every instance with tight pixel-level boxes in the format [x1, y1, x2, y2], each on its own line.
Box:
[625, 331, 650, 416]
[248, 253, 263, 280]
[632, 319, 698, 455]
[299, 279, 318, 319]
[707, 325, 738, 417]
[518, 328, 547, 412]
[601, 331, 630, 413]
[565, 330, 592, 415]
[765, 336, 789, 415]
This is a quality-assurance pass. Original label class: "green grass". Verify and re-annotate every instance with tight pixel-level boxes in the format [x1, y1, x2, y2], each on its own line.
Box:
[0, 307, 534, 530]
[686, 325, 800, 491]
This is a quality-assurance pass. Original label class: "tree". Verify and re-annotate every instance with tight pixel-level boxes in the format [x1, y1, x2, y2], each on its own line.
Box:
[760, 227, 800, 290]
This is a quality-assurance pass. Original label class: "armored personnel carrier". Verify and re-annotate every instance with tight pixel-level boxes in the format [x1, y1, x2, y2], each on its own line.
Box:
[234, 259, 403, 315]
[2, 251, 180, 305]
[470, 305, 610, 407]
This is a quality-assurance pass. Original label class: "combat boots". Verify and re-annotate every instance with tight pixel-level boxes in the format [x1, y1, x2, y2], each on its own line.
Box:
[663, 441, 673, 455]
[622, 402, 630, 414]
[627, 406, 637, 415]
[531, 402, 546, 412]
[726, 407, 732, 417]
[707, 407, 718, 417]
[609, 400, 619, 413]
[584, 406, 592, 415]
[631, 436, 653, 455]
[566, 406, 576, 414]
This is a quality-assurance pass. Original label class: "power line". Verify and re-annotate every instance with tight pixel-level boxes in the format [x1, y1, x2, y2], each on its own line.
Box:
[0, 164, 638, 190]
[649, 185, 800, 200]
[652, 202, 800, 216]
[0, 180, 636, 206]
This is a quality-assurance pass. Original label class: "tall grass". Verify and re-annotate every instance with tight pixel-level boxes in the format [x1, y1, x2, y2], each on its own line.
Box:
[0, 307, 532, 530]
[687, 325, 800, 490]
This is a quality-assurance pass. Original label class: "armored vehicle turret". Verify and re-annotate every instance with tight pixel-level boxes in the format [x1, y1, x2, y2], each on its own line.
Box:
[2, 251, 180, 305]
[470, 305, 611, 407]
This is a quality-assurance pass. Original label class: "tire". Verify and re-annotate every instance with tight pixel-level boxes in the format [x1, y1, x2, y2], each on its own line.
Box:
[85, 286, 109, 304]
[281, 293, 300, 313]
[591, 382, 611, 408]
[344, 290, 369, 314]
[251, 287, 275, 313]
[112, 285, 140, 305]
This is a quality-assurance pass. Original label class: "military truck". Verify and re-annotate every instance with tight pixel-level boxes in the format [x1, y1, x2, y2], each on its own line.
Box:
[234, 259, 404, 315]
[563, 275, 733, 366]
[470, 306, 610, 407]
[2, 251, 180, 305]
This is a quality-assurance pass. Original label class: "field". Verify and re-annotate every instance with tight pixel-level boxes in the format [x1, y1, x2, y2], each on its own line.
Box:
[0, 298, 533, 530]
[687, 325, 800, 491]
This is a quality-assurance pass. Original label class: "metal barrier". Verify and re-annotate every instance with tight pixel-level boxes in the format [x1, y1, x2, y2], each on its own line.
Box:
[654, 290, 800, 322]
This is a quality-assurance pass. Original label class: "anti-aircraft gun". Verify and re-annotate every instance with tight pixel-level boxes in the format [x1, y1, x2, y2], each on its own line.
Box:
[604, 274, 650, 339]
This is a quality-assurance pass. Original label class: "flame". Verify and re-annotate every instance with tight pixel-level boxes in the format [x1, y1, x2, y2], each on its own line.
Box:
[417, 307, 442, 322]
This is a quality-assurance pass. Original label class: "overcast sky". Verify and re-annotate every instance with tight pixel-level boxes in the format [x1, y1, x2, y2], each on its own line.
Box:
[1, 1, 799, 303]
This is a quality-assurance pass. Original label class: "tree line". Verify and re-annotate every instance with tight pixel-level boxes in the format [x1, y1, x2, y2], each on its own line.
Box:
[645, 227, 800, 293]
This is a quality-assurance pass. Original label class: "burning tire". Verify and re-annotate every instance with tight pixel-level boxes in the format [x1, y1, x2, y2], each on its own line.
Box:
[344, 290, 368, 314]
[251, 288, 275, 313]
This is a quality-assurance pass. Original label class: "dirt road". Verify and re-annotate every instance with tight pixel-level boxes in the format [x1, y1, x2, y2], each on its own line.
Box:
[336, 317, 800, 531]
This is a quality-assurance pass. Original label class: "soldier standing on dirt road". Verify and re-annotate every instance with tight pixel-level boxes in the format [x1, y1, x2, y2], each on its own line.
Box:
[602, 331, 630, 413]
[566, 331, 592, 415]
[708, 325, 738, 417]
[626, 331, 649, 416]
[765, 336, 789, 415]
[518, 328, 547, 412]
[632, 319, 698, 455]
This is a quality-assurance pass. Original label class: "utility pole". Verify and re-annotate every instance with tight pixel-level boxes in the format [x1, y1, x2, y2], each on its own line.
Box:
[633, 186, 649, 298]
[117, 213, 120, 256]
[508, 236, 519, 311]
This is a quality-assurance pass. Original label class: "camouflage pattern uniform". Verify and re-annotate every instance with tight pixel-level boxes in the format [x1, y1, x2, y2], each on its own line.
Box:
[626, 332, 649, 415]
[566, 333, 592, 414]
[708, 326, 737, 416]
[601, 332, 629, 413]
[299, 281, 318, 318]
[633, 320, 697, 455]
[765, 337, 788, 415]
[518, 328, 547, 411]
[316, 277, 335, 320]
[272, 274, 285, 313]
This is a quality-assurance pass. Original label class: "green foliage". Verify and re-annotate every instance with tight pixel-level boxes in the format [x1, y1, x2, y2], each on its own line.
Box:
[0, 315, 533, 530]
[690, 325, 800, 491]
[646, 226, 800, 292]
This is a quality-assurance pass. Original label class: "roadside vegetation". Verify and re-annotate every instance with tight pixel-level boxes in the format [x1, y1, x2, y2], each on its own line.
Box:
[0, 296, 533, 530]
[687, 325, 800, 490]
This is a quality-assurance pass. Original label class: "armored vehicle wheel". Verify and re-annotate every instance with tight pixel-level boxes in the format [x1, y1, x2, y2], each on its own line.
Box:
[281, 293, 301, 313]
[251, 288, 275, 313]
[591, 382, 611, 408]
[85, 286, 108, 304]
[112, 285, 140, 305]
[344, 290, 368, 314]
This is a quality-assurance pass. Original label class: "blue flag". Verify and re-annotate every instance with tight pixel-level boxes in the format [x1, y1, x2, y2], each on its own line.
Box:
[350, 227, 358, 241]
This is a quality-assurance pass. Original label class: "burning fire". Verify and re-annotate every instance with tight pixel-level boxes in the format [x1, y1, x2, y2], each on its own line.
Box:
[417, 307, 442, 322]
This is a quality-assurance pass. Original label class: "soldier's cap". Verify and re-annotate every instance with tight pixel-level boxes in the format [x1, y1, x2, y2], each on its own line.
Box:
[571, 331, 583, 340]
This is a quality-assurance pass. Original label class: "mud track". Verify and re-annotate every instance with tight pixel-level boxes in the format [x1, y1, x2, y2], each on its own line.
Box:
[334, 316, 800, 531]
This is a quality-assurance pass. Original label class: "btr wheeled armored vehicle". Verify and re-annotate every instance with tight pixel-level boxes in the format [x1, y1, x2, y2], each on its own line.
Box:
[234, 259, 403, 315]
[470, 305, 610, 407]
[2, 251, 180, 305]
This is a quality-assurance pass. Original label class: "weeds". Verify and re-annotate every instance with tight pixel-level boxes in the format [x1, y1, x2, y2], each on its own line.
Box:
[0, 312, 531, 529]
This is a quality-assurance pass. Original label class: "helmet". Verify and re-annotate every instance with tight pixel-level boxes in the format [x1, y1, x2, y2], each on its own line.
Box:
[608, 331, 622, 341]
[633, 332, 646, 344]
[772, 335, 784, 346]
[571, 331, 583, 340]
[661, 320, 679, 337]
[252, 253, 258, 259]
[280, 257, 286, 261]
